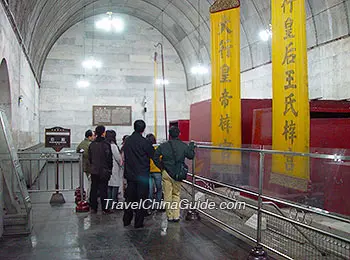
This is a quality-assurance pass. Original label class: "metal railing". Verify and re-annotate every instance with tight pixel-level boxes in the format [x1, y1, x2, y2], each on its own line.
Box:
[183, 144, 350, 260]
[18, 150, 81, 192]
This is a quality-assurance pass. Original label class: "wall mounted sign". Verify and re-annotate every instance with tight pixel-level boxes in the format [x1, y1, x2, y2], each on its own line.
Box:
[92, 106, 132, 126]
[45, 127, 71, 152]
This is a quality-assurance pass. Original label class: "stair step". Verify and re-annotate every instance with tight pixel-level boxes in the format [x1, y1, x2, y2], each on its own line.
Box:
[4, 213, 28, 219]
[4, 213, 28, 225]
[2, 210, 33, 237]
[3, 226, 31, 236]
[4, 218, 28, 226]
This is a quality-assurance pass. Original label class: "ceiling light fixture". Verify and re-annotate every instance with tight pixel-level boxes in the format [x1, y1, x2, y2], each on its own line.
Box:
[77, 79, 90, 88]
[191, 64, 208, 75]
[96, 12, 124, 32]
[82, 57, 102, 69]
[259, 24, 272, 41]
[259, 30, 270, 41]
[156, 79, 169, 85]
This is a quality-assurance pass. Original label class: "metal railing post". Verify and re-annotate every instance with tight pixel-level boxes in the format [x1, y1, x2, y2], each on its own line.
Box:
[70, 160, 73, 190]
[192, 151, 196, 205]
[46, 158, 49, 190]
[248, 151, 269, 259]
[62, 160, 65, 189]
[186, 144, 200, 221]
[55, 153, 59, 193]
[257, 152, 264, 244]
[49, 152, 65, 204]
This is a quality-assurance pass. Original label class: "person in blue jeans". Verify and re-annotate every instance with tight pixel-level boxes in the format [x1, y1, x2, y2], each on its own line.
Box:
[146, 134, 162, 212]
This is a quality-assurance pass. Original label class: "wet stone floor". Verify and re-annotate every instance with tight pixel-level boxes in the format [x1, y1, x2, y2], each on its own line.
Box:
[0, 193, 254, 260]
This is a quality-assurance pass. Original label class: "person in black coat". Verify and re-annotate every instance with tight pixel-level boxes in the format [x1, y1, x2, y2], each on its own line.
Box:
[88, 125, 113, 214]
[123, 120, 154, 228]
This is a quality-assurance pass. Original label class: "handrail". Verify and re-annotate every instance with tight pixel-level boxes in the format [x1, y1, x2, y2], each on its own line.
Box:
[18, 150, 79, 155]
[188, 173, 350, 225]
[18, 143, 44, 152]
[19, 158, 79, 161]
[195, 144, 350, 160]
[156, 142, 350, 160]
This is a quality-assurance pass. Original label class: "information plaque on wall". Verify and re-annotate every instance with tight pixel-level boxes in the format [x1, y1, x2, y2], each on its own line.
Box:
[93, 106, 132, 126]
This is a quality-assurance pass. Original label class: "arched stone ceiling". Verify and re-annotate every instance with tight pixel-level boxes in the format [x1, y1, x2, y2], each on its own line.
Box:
[3, 0, 350, 89]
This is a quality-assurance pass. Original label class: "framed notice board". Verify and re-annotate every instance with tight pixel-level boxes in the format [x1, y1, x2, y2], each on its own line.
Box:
[45, 127, 71, 152]
[93, 106, 132, 126]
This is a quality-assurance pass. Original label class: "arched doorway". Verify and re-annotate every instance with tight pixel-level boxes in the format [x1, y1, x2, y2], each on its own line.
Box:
[0, 59, 12, 125]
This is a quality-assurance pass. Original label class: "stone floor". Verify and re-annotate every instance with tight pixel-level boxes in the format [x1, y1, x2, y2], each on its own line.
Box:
[0, 192, 255, 260]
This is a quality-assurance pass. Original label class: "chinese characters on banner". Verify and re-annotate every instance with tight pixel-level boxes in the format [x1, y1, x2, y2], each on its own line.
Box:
[210, 0, 241, 172]
[272, 0, 310, 191]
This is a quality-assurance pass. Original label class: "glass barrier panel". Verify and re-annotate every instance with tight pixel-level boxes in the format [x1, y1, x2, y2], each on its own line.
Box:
[259, 147, 350, 218]
[192, 146, 260, 196]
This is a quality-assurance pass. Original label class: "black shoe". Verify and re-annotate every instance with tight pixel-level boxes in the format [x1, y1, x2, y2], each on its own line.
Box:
[134, 224, 144, 229]
[124, 222, 131, 227]
[90, 209, 97, 214]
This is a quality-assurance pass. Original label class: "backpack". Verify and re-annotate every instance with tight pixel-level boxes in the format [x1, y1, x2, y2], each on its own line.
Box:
[168, 141, 188, 181]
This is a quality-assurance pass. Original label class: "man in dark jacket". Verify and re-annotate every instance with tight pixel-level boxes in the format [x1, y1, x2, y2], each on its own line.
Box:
[88, 125, 113, 214]
[123, 120, 154, 228]
[153, 126, 195, 222]
[76, 129, 94, 203]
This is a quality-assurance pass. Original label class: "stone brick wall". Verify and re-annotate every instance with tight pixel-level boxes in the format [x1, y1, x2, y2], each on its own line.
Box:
[40, 14, 189, 143]
[189, 36, 350, 104]
[0, 4, 40, 149]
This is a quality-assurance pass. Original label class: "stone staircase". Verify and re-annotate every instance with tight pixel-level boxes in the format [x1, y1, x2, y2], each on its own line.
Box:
[3, 211, 32, 236]
[0, 111, 33, 237]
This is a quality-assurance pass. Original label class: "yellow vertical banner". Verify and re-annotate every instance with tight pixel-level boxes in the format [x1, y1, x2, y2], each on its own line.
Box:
[272, 0, 310, 191]
[210, 0, 241, 174]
